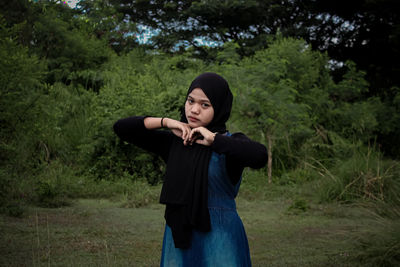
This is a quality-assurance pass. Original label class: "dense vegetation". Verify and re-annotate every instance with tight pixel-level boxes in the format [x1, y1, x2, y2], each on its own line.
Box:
[1, 0, 399, 265]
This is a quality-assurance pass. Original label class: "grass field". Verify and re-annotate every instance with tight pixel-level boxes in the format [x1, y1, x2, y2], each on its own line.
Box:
[0, 190, 371, 267]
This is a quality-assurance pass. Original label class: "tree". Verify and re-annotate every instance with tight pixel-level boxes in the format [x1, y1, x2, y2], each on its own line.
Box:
[231, 38, 323, 182]
[238, 81, 310, 183]
[105, 0, 306, 54]
[0, 0, 113, 88]
[302, 0, 400, 158]
[77, 0, 140, 54]
[302, 0, 400, 93]
[0, 19, 47, 207]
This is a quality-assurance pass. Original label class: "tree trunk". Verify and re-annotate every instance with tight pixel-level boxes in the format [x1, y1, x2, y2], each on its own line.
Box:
[266, 132, 273, 184]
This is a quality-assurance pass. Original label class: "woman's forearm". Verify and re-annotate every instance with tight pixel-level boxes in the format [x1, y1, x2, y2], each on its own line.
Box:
[144, 117, 179, 130]
[143, 117, 164, 129]
[113, 116, 173, 161]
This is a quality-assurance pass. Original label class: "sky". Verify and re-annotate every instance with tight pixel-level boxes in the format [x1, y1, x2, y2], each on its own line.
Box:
[61, 0, 153, 44]
[64, 0, 79, 8]
[60, 0, 212, 46]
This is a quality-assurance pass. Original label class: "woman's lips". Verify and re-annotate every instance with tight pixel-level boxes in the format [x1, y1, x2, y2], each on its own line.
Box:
[188, 116, 199, 122]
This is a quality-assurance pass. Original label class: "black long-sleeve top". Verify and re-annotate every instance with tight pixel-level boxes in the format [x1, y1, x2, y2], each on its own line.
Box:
[113, 116, 268, 184]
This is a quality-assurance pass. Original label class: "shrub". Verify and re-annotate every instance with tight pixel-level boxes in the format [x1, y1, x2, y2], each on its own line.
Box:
[34, 180, 71, 208]
[287, 197, 310, 214]
[120, 180, 161, 208]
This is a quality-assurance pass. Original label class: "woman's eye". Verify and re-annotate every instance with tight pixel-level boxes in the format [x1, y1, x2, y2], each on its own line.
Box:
[187, 99, 194, 104]
[202, 103, 210, 108]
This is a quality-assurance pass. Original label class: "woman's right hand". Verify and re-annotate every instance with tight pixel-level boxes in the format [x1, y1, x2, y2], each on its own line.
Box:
[164, 118, 192, 145]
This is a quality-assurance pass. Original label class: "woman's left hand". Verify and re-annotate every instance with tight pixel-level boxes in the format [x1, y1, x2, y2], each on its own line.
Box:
[188, 127, 216, 146]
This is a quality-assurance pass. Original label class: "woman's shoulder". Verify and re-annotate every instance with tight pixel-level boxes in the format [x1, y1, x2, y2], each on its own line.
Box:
[226, 132, 250, 140]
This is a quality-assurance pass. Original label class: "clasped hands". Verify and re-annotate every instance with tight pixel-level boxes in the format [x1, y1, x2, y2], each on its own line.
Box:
[164, 118, 216, 146]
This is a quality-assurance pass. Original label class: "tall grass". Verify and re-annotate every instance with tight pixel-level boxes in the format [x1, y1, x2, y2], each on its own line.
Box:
[309, 145, 400, 205]
[303, 145, 400, 266]
[351, 206, 400, 266]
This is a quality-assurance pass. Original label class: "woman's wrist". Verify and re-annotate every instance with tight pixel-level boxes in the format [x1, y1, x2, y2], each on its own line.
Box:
[163, 118, 171, 129]
[211, 132, 216, 142]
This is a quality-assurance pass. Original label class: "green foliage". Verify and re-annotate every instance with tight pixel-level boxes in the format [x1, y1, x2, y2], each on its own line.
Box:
[215, 42, 241, 64]
[1, 202, 25, 218]
[84, 51, 204, 181]
[225, 37, 329, 180]
[0, 4, 399, 267]
[0, 3, 399, 219]
[30, 160, 76, 208]
[120, 180, 161, 208]
[34, 180, 71, 208]
[331, 61, 369, 102]
[0, 21, 46, 142]
[299, 128, 357, 168]
[1, 1, 112, 88]
[324, 62, 382, 141]
[102, 0, 400, 105]
[376, 86, 400, 158]
[0, 19, 47, 210]
[31, 9, 112, 87]
[78, 0, 139, 54]
[0, 16, 103, 210]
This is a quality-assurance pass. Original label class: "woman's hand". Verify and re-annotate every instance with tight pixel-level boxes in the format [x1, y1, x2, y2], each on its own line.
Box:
[164, 118, 192, 145]
[188, 127, 216, 146]
[159, 118, 215, 146]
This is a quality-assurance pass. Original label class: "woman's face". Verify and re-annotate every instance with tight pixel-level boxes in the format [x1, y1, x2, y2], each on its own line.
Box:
[185, 88, 214, 128]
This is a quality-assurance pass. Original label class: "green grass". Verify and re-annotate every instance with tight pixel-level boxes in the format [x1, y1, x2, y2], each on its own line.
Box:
[0, 199, 164, 266]
[0, 194, 375, 266]
[239, 198, 365, 266]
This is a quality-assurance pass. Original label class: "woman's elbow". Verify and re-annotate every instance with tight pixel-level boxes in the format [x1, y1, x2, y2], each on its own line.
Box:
[113, 119, 131, 140]
[252, 145, 268, 169]
[113, 120, 122, 136]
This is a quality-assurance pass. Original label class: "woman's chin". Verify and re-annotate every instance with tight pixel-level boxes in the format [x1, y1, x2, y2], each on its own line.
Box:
[188, 120, 205, 128]
[188, 121, 199, 128]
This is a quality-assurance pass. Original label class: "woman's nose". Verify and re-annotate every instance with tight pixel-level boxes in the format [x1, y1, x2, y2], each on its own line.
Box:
[191, 104, 200, 114]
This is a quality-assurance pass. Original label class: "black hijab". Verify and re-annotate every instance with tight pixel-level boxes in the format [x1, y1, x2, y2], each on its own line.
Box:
[159, 72, 233, 249]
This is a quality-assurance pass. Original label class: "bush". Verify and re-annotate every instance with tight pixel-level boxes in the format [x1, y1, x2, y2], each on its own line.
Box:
[34, 180, 71, 208]
[31, 161, 76, 208]
[0, 198, 25, 218]
[120, 180, 161, 208]
[286, 197, 310, 214]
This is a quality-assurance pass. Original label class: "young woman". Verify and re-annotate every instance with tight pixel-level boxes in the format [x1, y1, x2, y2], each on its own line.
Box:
[113, 72, 267, 266]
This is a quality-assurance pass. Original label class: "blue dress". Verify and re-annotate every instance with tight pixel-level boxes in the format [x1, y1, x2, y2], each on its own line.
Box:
[160, 151, 252, 267]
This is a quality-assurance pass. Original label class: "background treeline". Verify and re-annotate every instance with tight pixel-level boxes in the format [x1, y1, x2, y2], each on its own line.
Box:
[1, 1, 400, 265]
